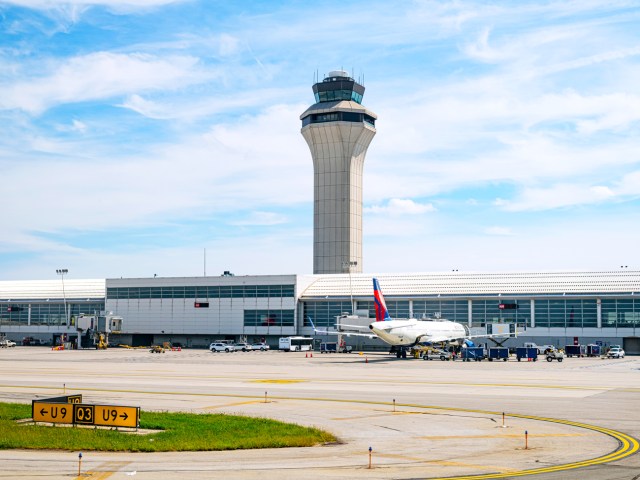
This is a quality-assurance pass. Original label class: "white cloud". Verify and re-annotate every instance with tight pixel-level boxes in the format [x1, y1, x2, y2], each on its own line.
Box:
[497, 184, 617, 212]
[54, 119, 87, 133]
[366, 199, 436, 215]
[118, 86, 300, 121]
[218, 34, 241, 57]
[0, 104, 311, 244]
[0, 52, 203, 114]
[617, 170, 640, 196]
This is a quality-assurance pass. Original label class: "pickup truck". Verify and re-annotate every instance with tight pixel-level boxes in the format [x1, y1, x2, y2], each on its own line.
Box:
[0, 339, 16, 348]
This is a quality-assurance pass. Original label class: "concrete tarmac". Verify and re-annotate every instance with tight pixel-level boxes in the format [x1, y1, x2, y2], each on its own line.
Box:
[0, 347, 638, 479]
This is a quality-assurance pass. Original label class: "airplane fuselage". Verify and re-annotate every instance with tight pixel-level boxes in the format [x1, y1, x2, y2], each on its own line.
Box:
[369, 319, 467, 346]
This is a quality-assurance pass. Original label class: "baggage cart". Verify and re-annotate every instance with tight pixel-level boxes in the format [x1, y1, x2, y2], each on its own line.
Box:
[516, 347, 538, 361]
[461, 347, 485, 361]
[488, 347, 509, 361]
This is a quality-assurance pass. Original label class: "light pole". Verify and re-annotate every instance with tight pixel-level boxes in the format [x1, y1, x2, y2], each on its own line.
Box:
[342, 260, 358, 314]
[56, 269, 69, 327]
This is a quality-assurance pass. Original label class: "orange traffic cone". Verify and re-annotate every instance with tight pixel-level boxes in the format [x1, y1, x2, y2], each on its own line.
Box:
[310, 353, 313, 357]
[365, 356, 368, 363]
[305, 352, 308, 358]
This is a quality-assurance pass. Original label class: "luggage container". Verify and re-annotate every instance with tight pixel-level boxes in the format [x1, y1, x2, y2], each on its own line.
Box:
[488, 347, 509, 361]
[461, 347, 485, 361]
[320, 342, 338, 353]
[516, 347, 538, 361]
[586, 344, 601, 357]
[565, 345, 585, 358]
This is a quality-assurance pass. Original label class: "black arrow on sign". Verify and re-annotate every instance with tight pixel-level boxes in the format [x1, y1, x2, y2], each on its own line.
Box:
[120, 412, 128, 420]
[40, 408, 47, 416]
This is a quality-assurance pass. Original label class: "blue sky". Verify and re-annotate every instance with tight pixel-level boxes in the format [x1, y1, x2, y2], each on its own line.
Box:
[1, 0, 639, 280]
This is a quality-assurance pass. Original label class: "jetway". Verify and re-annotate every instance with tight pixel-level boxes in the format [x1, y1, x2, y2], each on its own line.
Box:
[76, 313, 123, 349]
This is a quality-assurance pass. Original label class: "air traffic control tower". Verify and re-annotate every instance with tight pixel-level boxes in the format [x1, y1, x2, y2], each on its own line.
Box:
[300, 70, 377, 274]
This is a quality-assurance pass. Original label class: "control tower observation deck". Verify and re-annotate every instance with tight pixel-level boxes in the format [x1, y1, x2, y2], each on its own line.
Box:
[300, 70, 377, 274]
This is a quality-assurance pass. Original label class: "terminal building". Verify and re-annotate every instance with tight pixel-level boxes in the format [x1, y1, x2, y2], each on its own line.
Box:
[1, 271, 639, 354]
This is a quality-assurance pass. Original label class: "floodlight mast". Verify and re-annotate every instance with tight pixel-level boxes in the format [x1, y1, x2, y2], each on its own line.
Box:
[56, 269, 69, 326]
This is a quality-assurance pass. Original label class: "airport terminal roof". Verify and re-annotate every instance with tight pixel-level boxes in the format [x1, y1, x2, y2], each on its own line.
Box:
[299, 271, 640, 298]
[0, 279, 105, 301]
[1, 271, 639, 301]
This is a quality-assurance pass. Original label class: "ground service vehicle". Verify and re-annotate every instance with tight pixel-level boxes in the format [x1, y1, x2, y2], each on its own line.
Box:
[0, 339, 16, 347]
[233, 343, 253, 352]
[607, 346, 625, 358]
[545, 349, 564, 362]
[524, 342, 554, 354]
[209, 342, 236, 353]
[251, 343, 270, 351]
[279, 336, 313, 352]
[423, 349, 454, 361]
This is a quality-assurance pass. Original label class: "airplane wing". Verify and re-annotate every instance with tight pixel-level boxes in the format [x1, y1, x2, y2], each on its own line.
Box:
[334, 331, 377, 339]
[308, 318, 377, 339]
[414, 330, 520, 345]
[467, 333, 515, 339]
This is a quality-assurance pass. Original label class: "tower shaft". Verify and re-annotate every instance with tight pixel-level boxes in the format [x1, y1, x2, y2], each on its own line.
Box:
[300, 70, 377, 274]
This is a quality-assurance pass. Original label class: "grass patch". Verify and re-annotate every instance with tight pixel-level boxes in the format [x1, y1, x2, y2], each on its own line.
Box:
[0, 403, 336, 452]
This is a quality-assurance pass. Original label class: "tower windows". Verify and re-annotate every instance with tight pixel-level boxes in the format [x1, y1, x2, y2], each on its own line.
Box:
[301, 112, 376, 127]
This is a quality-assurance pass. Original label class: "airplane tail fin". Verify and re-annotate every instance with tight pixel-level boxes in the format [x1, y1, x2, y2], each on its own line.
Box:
[308, 317, 319, 332]
[373, 278, 391, 322]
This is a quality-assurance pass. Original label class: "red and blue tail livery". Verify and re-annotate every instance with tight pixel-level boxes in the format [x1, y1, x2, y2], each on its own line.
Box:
[373, 278, 391, 322]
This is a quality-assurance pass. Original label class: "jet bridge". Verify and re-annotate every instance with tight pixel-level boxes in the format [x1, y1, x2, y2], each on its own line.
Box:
[76, 312, 123, 349]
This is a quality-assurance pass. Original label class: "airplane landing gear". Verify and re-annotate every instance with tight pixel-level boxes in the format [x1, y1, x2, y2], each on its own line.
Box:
[396, 347, 407, 359]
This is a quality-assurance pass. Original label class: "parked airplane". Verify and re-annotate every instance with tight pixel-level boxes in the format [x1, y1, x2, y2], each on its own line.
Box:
[310, 278, 515, 358]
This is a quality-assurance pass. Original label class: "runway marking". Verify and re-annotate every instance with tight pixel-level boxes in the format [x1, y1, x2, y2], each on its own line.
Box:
[77, 461, 131, 479]
[419, 433, 588, 440]
[430, 460, 521, 473]
[372, 452, 523, 474]
[251, 379, 306, 384]
[203, 400, 264, 409]
[2, 384, 638, 479]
